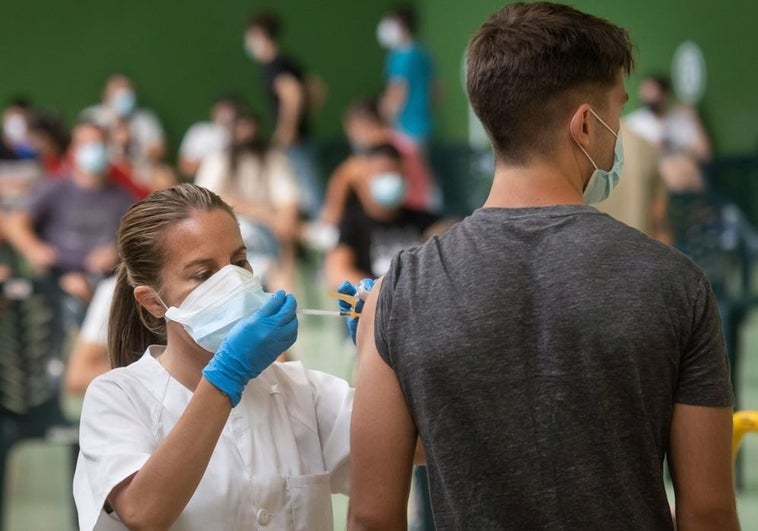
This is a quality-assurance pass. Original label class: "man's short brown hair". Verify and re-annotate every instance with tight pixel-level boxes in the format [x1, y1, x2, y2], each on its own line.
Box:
[466, 2, 634, 163]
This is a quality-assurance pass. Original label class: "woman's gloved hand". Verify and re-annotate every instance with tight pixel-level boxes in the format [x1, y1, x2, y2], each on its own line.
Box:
[202, 290, 298, 406]
[337, 278, 375, 344]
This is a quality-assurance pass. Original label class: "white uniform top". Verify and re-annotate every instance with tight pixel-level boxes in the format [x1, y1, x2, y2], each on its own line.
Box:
[73, 346, 353, 531]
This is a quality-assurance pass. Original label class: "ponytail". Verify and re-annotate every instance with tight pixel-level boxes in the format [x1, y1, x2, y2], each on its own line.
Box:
[108, 264, 164, 368]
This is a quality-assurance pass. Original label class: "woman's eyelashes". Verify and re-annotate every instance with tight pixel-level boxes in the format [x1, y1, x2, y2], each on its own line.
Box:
[190, 260, 248, 282]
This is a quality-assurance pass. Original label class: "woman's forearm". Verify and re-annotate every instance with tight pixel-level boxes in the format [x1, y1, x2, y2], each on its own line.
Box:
[108, 378, 232, 530]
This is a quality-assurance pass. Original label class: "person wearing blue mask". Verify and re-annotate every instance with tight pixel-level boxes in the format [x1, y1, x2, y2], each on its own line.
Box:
[80, 74, 166, 185]
[346, 3, 737, 530]
[73, 184, 353, 530]
[5, 121, 134, 307]
[324, 143, 444, 289]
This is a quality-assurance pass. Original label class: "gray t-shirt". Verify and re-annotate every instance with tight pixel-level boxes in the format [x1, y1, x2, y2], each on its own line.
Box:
[27, 179, 134, 272]
[376, 205, 732, 530]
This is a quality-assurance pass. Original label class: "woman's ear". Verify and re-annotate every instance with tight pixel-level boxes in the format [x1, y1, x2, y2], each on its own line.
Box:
[134, 286, 166, 319]
[569, 103, 593, 148]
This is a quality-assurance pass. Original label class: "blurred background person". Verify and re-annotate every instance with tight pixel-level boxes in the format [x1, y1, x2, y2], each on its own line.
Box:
[177, 95, 240, 179]
[4, 122, 134, 311]
[320, 97, 440, 228]
[1, 98, 37, 160]
[596, 125, 669, 243]
[245, 11, 322, 219]
[27, 109, 70, 178]
[81, 73, 166, 187]
[624, 74, 712, 192]
[377, 6, 435, 147]
[195, 111, 300, 293]
[64, 164, 177, 396]
[324, 143, 442, 288]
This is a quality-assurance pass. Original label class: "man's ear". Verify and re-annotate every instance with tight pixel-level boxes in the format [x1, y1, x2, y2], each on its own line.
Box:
[134, 286, 165, 319]
[569, 103, 593, 148]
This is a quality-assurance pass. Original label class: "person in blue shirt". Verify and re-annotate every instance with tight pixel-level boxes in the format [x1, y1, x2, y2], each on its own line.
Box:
[377, 6, 435, 146]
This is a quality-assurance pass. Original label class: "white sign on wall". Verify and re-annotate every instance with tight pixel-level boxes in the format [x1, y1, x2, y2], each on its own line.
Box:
[672, 41, 707, 104]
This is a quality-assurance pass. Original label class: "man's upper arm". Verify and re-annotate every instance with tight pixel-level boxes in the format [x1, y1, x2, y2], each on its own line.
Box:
[348, 276, 417, 530]
[274, 74, 304, 112]
[669, 404, 739, 530]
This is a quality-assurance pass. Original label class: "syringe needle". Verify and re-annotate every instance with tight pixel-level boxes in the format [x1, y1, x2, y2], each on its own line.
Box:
[298, 308, 359, 318]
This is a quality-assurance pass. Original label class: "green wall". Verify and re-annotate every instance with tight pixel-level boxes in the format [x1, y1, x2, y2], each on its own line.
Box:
[0, 0, 396, 155]
[420, 0, 758, 155]
[1, 1, 755, 156]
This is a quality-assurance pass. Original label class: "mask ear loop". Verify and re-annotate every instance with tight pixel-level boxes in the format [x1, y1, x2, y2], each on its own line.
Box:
[151, 289, 170, 321]
[570, 110, 600, 171]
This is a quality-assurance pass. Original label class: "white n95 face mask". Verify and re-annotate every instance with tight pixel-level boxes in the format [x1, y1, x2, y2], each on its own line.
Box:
[575, 108, 624, 205]
[163, 264, 269, 353]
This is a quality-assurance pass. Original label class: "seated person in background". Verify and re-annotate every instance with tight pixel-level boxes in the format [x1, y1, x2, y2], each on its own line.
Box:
[4, 122, 134, 305]
[27, 110, 70, 178]
[64, 275, 116, 396]
[320, 97, 439, 227]
[325, 143, 444, 288]
[64, 166, 177, 395]
[81, 73, 166, 187]
[624, 74, 711, 192]
[1, 97, 37, 160]
[195, 112, 300, 292]
[178, 96, 240, 179]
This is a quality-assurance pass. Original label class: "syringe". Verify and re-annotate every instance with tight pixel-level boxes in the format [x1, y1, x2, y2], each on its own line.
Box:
[297, 287, 371, 318]
[298, 308, 359, 318]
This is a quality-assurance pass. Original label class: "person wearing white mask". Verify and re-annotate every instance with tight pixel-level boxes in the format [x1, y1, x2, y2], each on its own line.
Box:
[1, 98, 37, 160]
[73, 184, 352, 530]
[81, 73, 166, 185]
[4, 122, 134, 304]
[347, 3, 737, 530]
[324, 143, 443, 289]
[377, 6, 436, 146]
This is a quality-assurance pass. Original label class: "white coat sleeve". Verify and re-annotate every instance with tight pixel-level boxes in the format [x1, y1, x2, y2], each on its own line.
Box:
[74, 373, 157, 531]
[306, 370, 354, 495]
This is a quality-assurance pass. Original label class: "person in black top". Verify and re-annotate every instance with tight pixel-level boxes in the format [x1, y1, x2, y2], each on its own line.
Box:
[245, 12, 322, 218]
[324, 143, 442, 288]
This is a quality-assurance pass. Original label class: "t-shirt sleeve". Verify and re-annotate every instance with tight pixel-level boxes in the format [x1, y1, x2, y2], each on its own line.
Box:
[674, 277, 734, 407]
[134, 110, 165, 145]
[194, 153, 227, 193]
[387, 51, 411, 83]
[178, 124, 203, 159]
[24, 179, 58, 221]
[74, 374, 156, 531]
[79, 277, 116, 344]
[374, 253, 402, 371]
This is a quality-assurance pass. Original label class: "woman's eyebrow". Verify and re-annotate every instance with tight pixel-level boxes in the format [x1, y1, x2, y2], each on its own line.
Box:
[182, 258, 215, 271]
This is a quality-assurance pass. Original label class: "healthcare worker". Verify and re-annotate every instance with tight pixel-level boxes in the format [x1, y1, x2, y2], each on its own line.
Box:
[73, 184, 352, 531]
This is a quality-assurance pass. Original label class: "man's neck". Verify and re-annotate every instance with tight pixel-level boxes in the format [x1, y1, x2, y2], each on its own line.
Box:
[483, 158, 585, 209]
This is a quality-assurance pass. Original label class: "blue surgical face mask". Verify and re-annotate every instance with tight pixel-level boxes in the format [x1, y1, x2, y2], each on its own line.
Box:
[370, 172, 406, 209]
[111, 89, 136, 117]
[162, 265, 269, 353]
[574, 108, 624, 205]
[75, 141, 109, 175]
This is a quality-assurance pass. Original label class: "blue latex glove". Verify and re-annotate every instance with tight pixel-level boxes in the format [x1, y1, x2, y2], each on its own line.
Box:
[202, 290, 298, 406]
[337, 278, 375, 344]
